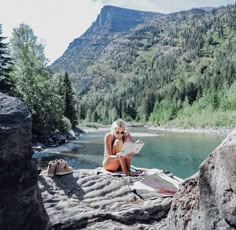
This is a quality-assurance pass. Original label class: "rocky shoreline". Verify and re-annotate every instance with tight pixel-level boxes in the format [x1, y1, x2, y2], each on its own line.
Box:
[1, 93, 236, 230]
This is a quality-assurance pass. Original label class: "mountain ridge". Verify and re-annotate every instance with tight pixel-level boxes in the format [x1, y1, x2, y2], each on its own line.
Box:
[50, 5, 215, 74]
[50, 5, 163, 73]
[50, 4, 236, 126]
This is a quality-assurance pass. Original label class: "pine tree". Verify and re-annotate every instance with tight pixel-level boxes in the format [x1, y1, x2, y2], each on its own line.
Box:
[10, 23, 64, 142]
[63, 72, 77, 128]
[0, 24, 14, 95]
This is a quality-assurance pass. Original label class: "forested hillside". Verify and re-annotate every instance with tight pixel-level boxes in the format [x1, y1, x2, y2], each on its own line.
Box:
[51, 4, 236, 127]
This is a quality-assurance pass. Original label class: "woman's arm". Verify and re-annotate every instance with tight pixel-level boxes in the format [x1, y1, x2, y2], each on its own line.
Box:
[124, 132, 134, 143]
[104, 133, 117, 158]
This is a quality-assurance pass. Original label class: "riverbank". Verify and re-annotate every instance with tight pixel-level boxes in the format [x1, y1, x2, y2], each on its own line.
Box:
[148, 126, 234, 136]
[80, 122, 234, 137]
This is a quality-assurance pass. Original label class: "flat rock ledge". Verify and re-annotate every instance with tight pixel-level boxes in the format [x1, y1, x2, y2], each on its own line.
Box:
[39, 170, 173, 229]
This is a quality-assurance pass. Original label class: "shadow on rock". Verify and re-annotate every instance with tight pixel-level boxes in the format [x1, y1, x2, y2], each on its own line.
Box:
[39, 173, 85, 201]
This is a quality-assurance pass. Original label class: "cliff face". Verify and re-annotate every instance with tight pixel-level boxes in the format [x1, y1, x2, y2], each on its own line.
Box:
[0, 93, 49, 230]
[83, 5, 161, 36]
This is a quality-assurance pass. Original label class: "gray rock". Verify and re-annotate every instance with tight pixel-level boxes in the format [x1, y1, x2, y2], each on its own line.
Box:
[0, 93, 48, 230]
[39, 170, 173, 229]
[165, 130, 236, 230]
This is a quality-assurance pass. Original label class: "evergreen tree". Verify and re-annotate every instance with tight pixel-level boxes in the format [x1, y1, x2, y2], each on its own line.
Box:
[63, 72, 77, 128]
[0, 24, 14, 95]
[10, 24, 64, 142]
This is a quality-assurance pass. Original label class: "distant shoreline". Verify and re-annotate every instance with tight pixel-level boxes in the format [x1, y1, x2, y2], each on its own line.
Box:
[148, 126, 234, 136]
[80, 123, 234, 137]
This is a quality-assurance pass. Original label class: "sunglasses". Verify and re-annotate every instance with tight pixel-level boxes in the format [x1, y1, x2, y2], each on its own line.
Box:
[115, 131, 125, 135]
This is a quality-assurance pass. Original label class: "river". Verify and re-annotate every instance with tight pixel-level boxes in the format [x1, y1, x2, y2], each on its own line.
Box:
[45, 127, 224, 179]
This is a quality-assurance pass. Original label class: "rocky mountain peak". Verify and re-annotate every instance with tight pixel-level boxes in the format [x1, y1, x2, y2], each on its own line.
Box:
[51, 5, 162, 72]
[83, 5, 162, 36]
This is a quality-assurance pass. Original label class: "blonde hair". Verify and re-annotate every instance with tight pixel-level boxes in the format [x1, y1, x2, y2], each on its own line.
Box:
[111, 119, 126, 133]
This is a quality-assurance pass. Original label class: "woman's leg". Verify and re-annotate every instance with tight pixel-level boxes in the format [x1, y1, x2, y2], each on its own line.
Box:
[113, 139, 128, 174]
[103, 157, 120, 172]
[124, 156, 132, 172]
[118, 158, 128, 174]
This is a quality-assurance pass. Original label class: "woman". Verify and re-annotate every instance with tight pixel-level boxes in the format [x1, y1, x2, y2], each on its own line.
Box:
[103, 119, 135, 174]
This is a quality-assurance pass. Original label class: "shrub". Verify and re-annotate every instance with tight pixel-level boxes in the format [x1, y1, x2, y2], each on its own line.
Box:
[59, 116, 72, 131]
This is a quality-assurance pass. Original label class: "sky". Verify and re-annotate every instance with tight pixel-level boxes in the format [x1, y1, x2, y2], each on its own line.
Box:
[0, 0, 235, 64]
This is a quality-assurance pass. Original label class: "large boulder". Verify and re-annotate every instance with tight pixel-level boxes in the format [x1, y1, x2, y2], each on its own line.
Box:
[165, 130, 236, 230]
[0, 93, 48, 230]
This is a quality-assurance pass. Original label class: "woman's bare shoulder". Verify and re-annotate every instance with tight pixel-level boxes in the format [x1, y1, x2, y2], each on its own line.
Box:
[104, 132, 113, 140]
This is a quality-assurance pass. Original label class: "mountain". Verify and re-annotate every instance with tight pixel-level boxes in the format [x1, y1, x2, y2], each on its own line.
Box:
[50, 4, 236, 127]
[84, 5, 161, 35]
[50, 6, 162, 73]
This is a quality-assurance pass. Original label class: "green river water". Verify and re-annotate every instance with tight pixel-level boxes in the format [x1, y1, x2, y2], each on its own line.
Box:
[56, 127, 224, 179]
